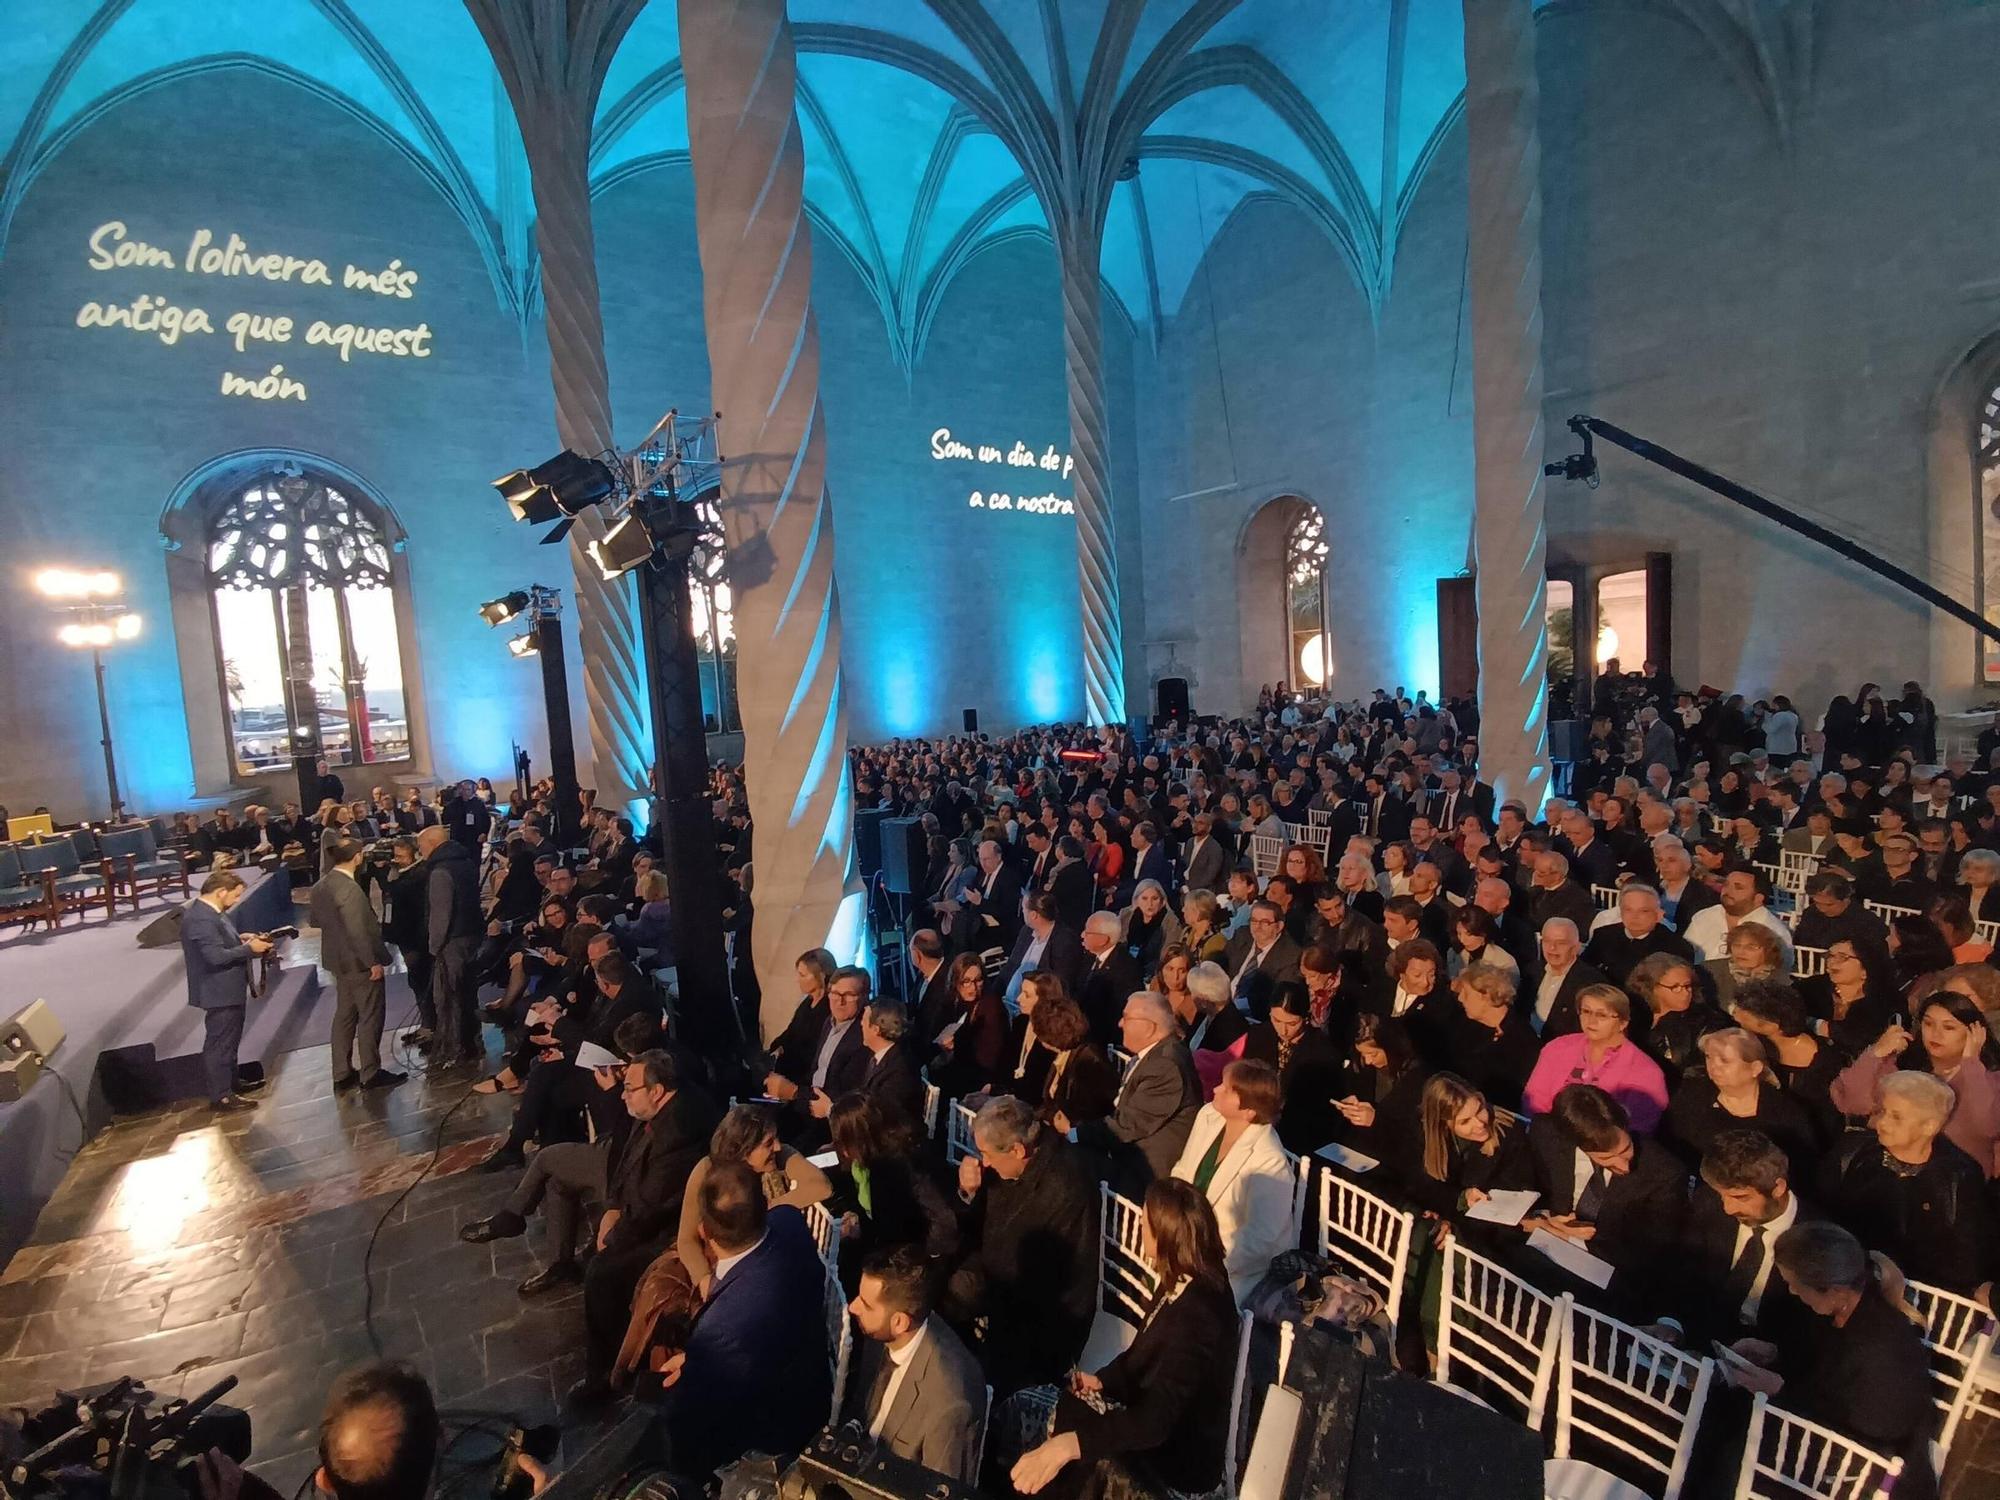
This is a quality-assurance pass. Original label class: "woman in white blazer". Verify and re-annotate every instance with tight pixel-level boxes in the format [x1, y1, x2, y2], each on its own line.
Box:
[1170, 1057, 1299, 1304]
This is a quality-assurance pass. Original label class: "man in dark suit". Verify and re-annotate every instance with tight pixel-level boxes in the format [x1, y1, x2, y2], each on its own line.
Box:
[1580, 884, 1696, 986]
[310, 838, 401, 1092]
[1181, 812, 1231, 896]
[573, 1049, 717, 1404]
[418, 825, 485, 1067]
[842, 1246, 985, 1481]
[1077, 911, 1143, 1043]
[1046, 835, 1096, 931]
[382, 838, 433, 1045]
[907, 928, 955, 1044]
[440, 779, 491, 849]
[764, 965, 869, 1147]
[1062, 991, 1200, 1187]
[1131, 820, 1173, 895]
[946, 1096, 1100, 1395]
[1527, 1085, 1686, 1294]
[1222, 901, 1303, 1017]
[1526, 851, 1598, 936]
[958, 838, 1025, 955]
[1405, 863, 1457, 950]
[1653, 1129, 1816, 1349]
[1360, 775, 1410, 842]
[1021, 823, 1058, 893]
[180, 869, 274, 1112]
[1525, 918, 1605, 1038]
[1002, 892, 1087, 1008]
[858, 998, 927, 1125]
[657, 1162, 832, 1474]
[1557, 809, 1623, 891]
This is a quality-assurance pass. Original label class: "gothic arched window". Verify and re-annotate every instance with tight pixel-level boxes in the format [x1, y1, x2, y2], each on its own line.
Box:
[1285, 504, 1330, 688]
[206, 466, 410, 777]
[1982, 379, 2000, 683]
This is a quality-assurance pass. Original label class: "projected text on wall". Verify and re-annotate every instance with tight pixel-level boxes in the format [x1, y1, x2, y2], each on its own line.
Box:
[71, 220, 434, 403]
[929, 427, 1075, 516]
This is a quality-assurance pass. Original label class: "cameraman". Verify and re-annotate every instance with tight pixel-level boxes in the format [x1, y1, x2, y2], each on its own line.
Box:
[383, 838, 433, 1048]
[195, 1362, 546, 1500]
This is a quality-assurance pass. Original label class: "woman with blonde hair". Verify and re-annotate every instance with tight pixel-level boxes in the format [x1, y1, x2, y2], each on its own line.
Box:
[1522, 983, 1671, 1134]
[1178, 888, 1229, 964]
[1119, 878, 1182, 975]
[1662, 1027, 1817, 1171]
[1407, 1072, 1533, 1229]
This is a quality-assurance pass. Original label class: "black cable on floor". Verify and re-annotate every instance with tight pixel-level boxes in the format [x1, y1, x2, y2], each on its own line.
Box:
[50, 1071, 90, 1162]
[360, 1081, 478, 1356]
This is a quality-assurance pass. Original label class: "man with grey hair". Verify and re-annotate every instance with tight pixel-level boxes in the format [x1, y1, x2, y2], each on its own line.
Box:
[1582, 883, 1695, 985]
[1077, 908, 1140, 1044]
[1527, 849, 1595, 935]
[1531, 917, 1603, 1038]
[959, 838, 1024, 954]
[1647, 834, 1715, 934]
[945, 1094, 1099, 1395]
[859, 998, 925, 1124]
[1057, 991, 1199, 1187]
[1183, 960, 1247, 1052]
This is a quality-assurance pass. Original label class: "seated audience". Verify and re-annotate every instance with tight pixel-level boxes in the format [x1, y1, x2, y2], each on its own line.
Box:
[1627, 950, 1724, 1085]
[1332, 1012, 1430, 1167]
[1582, 884, 1696, 986]
[763, 964, 870, 1147]
[1181, 958, 1250, 1054]
[840, 1246, 986, 1482]
[1402, 1072, 1534, 1237]
[828, 1094, 960, 1273]
[856, 996, 927, 1125]
[1524, 1084, 1687, 1293]
[947, 1095, 1100, 1396]
[1009, 1180, 1240, 1500]
[1241, 980, 1345, 1153]
[656, 1161, 832, 1478]
[1032, 986, 1119, 1128]
[926, 952, 1010, 1100]
[1169, 1058, 1297, 1303]
[1661, 1027, 1818, 1174]
[1653, 1128, 1815, 1348]
[1060, 990, 1201, 1187]
[1831, 986, 2000, 1177]
[1522, 982, 1671, 1135]
[1703, 922, 1784, 1012]
[1441, 962, 1537, 1111]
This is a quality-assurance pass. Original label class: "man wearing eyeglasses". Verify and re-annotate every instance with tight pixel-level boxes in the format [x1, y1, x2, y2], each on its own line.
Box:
[1221, 900, 1300, 1019]
[1581, 884, 1695, 986]
[571, 1049, 718, 1408]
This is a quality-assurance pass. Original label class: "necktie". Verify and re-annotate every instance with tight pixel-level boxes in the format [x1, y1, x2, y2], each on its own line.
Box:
[1234, 947, 1262, 997]
[1723, 1223, 1768, 1316]
[864, 1348, 897, 1436]
[1575, 1164, 1610, 1221]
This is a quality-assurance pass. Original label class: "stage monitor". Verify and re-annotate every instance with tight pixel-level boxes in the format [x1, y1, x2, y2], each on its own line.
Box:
[0, 999, 63, 1064]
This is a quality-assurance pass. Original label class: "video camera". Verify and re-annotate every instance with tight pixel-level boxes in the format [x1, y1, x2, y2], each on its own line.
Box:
[0, 1377, 250, 1500]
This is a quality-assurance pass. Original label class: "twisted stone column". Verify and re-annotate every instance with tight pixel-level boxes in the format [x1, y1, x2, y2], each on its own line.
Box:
[1462, 0, 1553, 815]
[679, 0, 862, 1040]
[470, 0, 651, 819]
[1059, 216, 1126, 727]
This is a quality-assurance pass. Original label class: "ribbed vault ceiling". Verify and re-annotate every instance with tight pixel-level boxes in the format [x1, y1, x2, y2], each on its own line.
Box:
[1, 0, 1816, 364]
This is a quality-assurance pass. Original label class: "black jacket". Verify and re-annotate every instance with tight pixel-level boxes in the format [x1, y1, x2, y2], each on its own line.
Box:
[440, 793, 491, 849]
[950, 1135, 1100, 1393]
[424, 838, 483, 954]
[1527, 1115, 1687, 1282]
[858, 1040, 927, 1125]
[1241, 1023, 1343, 1154]
[1078, 947, 1143, 1044]
[382, 861, 429, 953]
[605, 1086, 718, 1251]
[1064, 1278, 1240, 1496]
[1661, 1188, 1820, 1348]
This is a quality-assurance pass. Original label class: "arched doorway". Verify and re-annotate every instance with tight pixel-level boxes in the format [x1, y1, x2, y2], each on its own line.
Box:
[1237, 495, 1330, 706]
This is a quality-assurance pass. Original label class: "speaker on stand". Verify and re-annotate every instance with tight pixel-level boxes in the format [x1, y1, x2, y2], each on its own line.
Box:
[962, 708, 979, 734]
[1157, 676, 1190, 721]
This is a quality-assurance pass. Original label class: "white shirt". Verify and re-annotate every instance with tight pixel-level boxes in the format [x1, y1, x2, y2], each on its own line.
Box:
[869, 1320, 931, 1438]
[812, 1017, 857, 1089]
[711, 1230, 769, 1286]
[1731, 1194, 1800, 1323]
[1535, 963, 1571, 1032]
[1683, 903, 1795, 966]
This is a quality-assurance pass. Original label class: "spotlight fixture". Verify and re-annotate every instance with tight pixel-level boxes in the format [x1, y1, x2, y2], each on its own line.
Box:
[585, 513, 658, 581]
[479, 590, 533, 626]
[507, 632, 539, 658]
[492, 451, 620, 523]
[34, 567, 122, 600]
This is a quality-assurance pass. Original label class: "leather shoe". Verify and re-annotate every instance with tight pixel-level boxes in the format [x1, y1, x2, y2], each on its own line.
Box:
[479, 1145, 526, 1174]
[364, 1070, 407, 1089]
[460, 1210, 527, 1244]
[331, 1073, 360, 1093]
[210, 1094, 258, 1114]
[520, 1261, 584, 1297]
[564, 1373, 615, 1408]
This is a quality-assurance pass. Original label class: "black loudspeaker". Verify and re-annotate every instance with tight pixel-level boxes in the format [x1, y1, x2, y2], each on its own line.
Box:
[854, 807, 887, 883]
[1157, 675, 1190, 720]
[1548, 719, 1583, 763]
[135, 905, 187, 948]
[878, 816, 928, 896]
[962, 708, 978, 733]
[1248, 1325, 1542, 1500]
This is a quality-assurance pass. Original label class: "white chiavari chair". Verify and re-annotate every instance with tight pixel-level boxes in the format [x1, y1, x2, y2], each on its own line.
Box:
[1436, 1241, 1563, 1428]
[1731, 1392, 1901, 1500]
[1546, 1299, 1713, 1500]
[1314, 1164, 1414, 1353]
[1902, 1277, 1998, 1470]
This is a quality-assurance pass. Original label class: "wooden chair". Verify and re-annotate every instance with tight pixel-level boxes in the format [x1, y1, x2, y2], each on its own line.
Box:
[0, 844, 57, 931]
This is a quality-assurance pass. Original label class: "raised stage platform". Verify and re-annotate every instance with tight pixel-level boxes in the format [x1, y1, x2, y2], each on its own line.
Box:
[0, 869, 409, 1260]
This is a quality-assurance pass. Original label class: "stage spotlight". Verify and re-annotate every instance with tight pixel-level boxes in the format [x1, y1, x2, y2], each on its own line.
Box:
[585, 513, 658, 580]
[480, 590, 532, 626]
[113, 611, 141, 640]
[507, 631, 539, 658]
[34, 567, 121, 600]
[494, 452, 619, 522]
